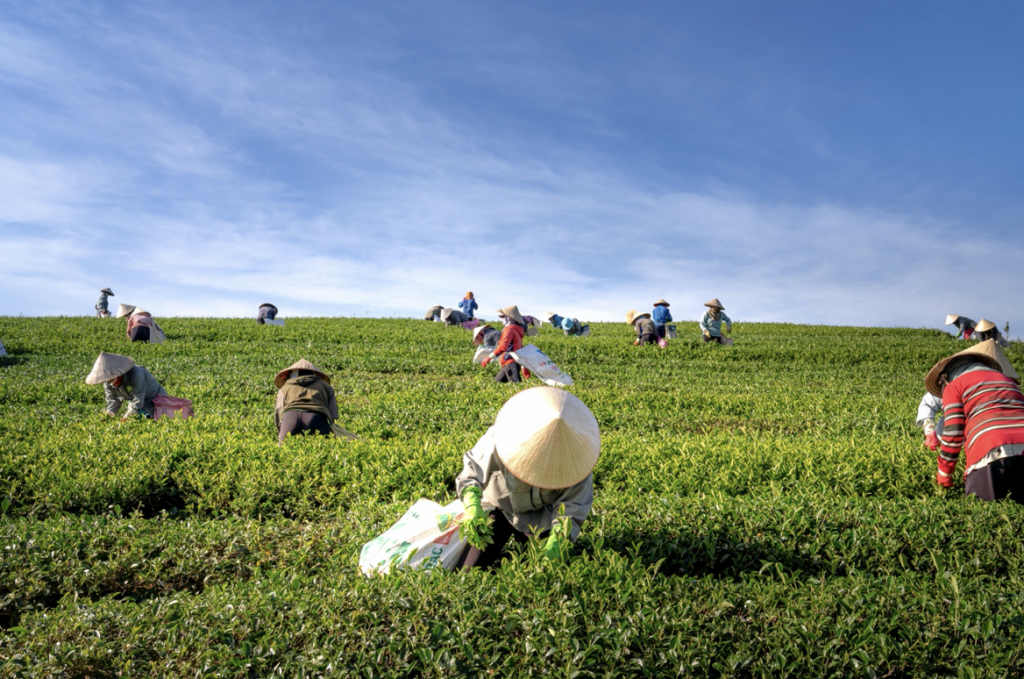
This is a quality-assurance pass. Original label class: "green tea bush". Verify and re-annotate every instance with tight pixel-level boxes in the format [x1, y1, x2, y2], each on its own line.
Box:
[1, 316, 1023, 677]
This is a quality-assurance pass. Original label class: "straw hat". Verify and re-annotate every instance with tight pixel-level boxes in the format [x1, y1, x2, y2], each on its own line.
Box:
[274, 359, 331, 388]
[100, 288, 114, 296]
[493, 386, 601, 489]
[945, 314, 961, 326]
[704, 298, 725, 310]
[116, 303, 137, 318]
[544, 312, 558, 322]
[440, 308, 455, 322]
[472, 324, 493, 346]
[925, 339, 1020, 397]
[131, 308, 149, 316]
[625, 309, 650, 324]
[975, 319, 996, 333]
[496, 306, 525, 326]
[85, 352, 135, 385]
[653, 298, 670, 307]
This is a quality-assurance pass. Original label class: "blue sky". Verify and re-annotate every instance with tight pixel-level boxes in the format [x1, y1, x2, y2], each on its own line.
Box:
[1, 1, 1021, 333]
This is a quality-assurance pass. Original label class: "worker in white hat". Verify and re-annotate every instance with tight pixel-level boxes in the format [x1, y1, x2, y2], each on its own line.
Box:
[95, 288, 114, 318]
[85, 352, 168, 420]
[945, 314, 977, 340]
[424, 305, 445, 322]
[625, 310, 659, 346]
[482, 306, 529, 383]
[440, 307, 469, 326]
[700, 298, 732, 344]
[975, 319, 1009, 348]
[273, 359, 354, 444]
[472, 323, 501, 350]
[925, 340, 1024, 501]
[455, 386, 600, 568]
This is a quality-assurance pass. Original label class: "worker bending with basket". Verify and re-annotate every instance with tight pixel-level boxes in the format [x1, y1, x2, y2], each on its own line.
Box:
[85, 352, 168, 421]
[455, 386, 600, 569]
[927, 340, 1024, 502]
[700, 298, 732, 344]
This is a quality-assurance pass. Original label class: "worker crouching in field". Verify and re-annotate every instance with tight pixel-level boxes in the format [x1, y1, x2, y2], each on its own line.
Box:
[700, 298, 732, 344]
[257, 303, 279, 324]
[926, 340, 1024, 502]
[652, 299, 672, 339]
[473, 324, 501, 351]
[85, 352, 168, 421]
[456, 386, 600, 569]
[95, 288, 114, 318]
[120, 307, 165, 343]
[975, 319, 1009, 347]
[946, 314, 976, 340]
[546, 312, 588, 338]
[274, 359, 356, 444]
[481, 306, 529, 383]
[424, 305, 444, 321]
[440, 307, 469, 326]
[626, 310, 659, 346]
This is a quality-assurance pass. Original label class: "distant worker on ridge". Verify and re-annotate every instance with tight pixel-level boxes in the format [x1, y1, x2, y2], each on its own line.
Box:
[481, 306, 529, 383]
[651, 299, 672, 339]
[945, 314, 976, 340]
[95, 288, 114, 318]
[700, 298, 732, 344]
[545, 312, 589, 338]
[424, 305, 444, 322]
[257, 303, 279, 325]
[626, 309, 659, 346]
[459, 292, 478, 320]
[975, 319, 1009, 347]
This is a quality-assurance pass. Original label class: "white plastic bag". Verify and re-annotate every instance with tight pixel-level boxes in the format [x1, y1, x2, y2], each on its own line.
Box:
[510, 344, 574, 387]
[666, 324, 677, 340]
[359, 498, 469, 575]
[265, 319, 286, 327]
[473, 346, 490, 364]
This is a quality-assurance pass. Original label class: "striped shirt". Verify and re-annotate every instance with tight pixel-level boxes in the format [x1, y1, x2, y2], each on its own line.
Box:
[939, 367, 1024, 478]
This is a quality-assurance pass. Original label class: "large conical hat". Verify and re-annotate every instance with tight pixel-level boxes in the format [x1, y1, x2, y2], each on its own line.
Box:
[472, 324, 493, 346]
[704, 298, 725, 310]
[653, 298, 670, 307]
[85, 352, 135, 384]
[975, 319, 996, 333]
[496, 306, 525, 326]
[945, 314, 960, 326]
[925, 339, 1019, 396]
[131, 308, 149, 316]
[116, 303, 137, 318]
[625, 309, 650, 324]
[274, 359, 331, 388]
[100, 288, 114, 296]
[493, 386, 601, 490]
[440, 308, 455, 322]
[544, 311, 558, 321]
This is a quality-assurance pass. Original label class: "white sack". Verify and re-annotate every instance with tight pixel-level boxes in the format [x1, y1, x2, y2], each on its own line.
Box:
[510, 344, 574, 387]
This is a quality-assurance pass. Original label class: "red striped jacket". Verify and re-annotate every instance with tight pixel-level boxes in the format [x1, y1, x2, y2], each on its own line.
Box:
[939, 367, 1024, 478]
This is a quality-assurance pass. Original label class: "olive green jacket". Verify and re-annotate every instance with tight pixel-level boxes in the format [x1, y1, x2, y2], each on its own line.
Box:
[274, 375, 338, 429]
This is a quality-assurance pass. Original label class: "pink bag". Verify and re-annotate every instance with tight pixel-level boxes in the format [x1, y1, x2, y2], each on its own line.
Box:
[658, 338, 668, 349]
[153, 395, 194, 420]
[461, 319, 481, 330]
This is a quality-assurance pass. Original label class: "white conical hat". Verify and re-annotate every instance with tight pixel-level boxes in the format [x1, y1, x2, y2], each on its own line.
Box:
[493, 386, 601, 489]
[274, 359, 330, 388]
[925, 339, 1020, 396]
[704, 298, 725, 309]
[116, 303, 137, 318]
[472, 324, 493, 345]
[945, 314, 960, 326]
[625, 309, 650, 324]
[85, 352, 135, 384]
[975, 319, 996, 333]
[496, 306, 525, 325]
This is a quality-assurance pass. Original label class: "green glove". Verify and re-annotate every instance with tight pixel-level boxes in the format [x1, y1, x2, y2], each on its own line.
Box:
[462, 486, 486, 521]
[543, 534, 567, 562]
[459, 486, 494, 551]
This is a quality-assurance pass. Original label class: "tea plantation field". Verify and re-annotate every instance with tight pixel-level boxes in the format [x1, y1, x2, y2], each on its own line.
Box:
[2, 316, 1023, 677]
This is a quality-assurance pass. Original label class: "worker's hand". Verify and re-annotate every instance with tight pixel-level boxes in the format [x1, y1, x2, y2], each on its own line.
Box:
[726, 325, 732, 334]
[461, 486, 487, 521]
[543, 534, 567, 562]
[458, 486, 494, 551]
[925, 432, 940, 451]
[633, 339, 639, 345]
[703, 330, 711, 339]
[480, 356, 492, 367]
[935, 469, 954, 489]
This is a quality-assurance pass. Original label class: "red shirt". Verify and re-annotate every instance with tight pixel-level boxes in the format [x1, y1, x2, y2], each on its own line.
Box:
[493, 324, 524, 367]
[939, 367, 1024, 477]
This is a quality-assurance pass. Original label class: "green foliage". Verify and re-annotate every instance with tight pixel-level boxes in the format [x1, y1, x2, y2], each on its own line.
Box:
[1, 316, 1023, 677]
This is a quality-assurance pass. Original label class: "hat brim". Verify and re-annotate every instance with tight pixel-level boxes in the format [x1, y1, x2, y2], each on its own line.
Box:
[925, 348, 1003, 397]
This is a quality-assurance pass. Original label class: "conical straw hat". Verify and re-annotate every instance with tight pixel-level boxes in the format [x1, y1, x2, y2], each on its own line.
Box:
[544, 311, 558, 321]
[496, 306, 525, 326]
[704, 298, 725, 309]
[975, 319, 996, 333]
[274, 359, 331, 388]
[131, 308, 149, 316]
[493, 386, 601, 489]
[472, 324, 493, 345]
[85, 352, 135, 384]
[440, 308, 454, 322]
[925, 339, 1019, 396]
[625, 309, 651, 324]
[945, 314, 960, 326]
[116, 303, 137, 318]
[653, 298, 670, 307]
[100, 288, 114, 296]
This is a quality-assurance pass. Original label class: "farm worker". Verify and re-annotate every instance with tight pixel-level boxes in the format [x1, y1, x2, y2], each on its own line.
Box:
[975, 319, 1009, 347]
[473, 324, 501, 350]
[916, 392, 944, 451]
[95, 288, 114, 318]
[651, 299, 672, 339]
[700, 298, 732, 344]
[458, 292, 478, 320]
[455, 386, 600, 569]
[522, 314, 541, 328]
[482, 306, 530, 383]
[945, 314, 976, 340]
[926, 339, 1024, 501]
[440, 307, 469, 326]
[626, 309, 659, 346]
[274, 359, 349, 444]
[125, 308, 164, 343]
[424, 305, 444, 321]
[257, 303, 279, 324]
[545, 312, 587, 337]
[85, 352, 168, 421]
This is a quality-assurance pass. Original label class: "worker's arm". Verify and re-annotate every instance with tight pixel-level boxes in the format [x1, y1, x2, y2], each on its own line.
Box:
[936, 384, 965, 487]
[122, 369, 149, 418]
[721, 312, 732, 331]
[103, 382, 123, 416]
[546, 475, 594, 543]
[274, 389, 285, 430]
[699, 312, 711, 334]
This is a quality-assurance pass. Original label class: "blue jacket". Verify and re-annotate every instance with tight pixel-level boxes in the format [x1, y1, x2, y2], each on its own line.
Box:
[652, 306, 672, 326]
[458, 298, 478, 318]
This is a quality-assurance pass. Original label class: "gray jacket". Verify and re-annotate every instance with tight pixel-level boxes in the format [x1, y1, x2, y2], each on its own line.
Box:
[456, 427, 594, 541]
[103, 365, 168, 418]
[95, 293, 110, 313]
